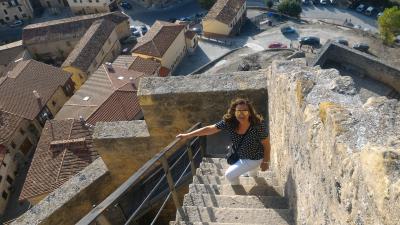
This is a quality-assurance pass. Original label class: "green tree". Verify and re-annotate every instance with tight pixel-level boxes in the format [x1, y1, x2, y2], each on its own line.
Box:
[378, 6, 400, 44]
[277, 0, 302, 18]
[198, 0, 216, 10]
[265, 0, 274, 8]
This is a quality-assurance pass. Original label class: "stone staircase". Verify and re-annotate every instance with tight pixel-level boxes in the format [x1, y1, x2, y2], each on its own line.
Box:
[170, 158, 293, 225]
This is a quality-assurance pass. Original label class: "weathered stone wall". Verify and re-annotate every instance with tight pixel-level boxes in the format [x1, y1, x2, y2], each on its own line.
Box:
[268, 59, 400, 225]
[11, 158, 108, 225]
[93, 120, 164, 184]
[313, 41, 400, 92]
[137, 71, 269, 155]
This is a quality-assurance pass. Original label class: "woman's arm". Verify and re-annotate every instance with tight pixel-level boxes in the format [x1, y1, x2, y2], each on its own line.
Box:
[176, 124, 221, 139]
[260, 137, 271, 171]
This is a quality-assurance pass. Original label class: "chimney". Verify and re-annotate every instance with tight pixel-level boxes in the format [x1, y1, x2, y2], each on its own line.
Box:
[33, 90, 43, 107]
[105, 62, 114, 72]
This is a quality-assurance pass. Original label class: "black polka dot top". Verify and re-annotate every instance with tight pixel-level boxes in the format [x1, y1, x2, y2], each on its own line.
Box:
[215, 120, 269, 160]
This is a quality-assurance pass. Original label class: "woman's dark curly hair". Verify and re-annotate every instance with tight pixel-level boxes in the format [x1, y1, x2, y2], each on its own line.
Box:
[223, 98, 263, 129]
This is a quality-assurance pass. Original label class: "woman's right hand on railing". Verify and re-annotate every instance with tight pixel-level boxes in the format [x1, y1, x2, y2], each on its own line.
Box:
[176, 133, 191, 139]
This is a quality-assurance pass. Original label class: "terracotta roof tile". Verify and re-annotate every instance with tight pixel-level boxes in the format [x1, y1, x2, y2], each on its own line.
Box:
[159, 66, 170, 77]
[62, 19, 116, 72]
[128, 56, 161, 75]
[204, 0, 246, 25]
[56, 64, 152, 124]
[0, 110, 23, 145]
[0, 60, 72, 120]
[19, 119, 99, 200]
[22, 12, 128, 45]
[132, 21, 185, 58]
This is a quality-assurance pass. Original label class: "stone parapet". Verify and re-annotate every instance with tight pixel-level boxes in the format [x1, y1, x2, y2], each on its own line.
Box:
[93, 120, 162, 183]
[268, 59, 400, 225]
[11, 158, 108, 225]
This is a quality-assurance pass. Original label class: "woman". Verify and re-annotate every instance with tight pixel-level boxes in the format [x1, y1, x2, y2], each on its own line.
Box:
[176, 98, 270, 185]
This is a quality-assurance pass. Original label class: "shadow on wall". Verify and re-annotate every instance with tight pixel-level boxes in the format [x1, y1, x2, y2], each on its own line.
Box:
[284, 169, 298, 224]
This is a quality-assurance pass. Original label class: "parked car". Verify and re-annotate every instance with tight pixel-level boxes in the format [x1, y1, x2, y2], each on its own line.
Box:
[352, 43, 369, 52]
[302, 0, 310, 5]
[377, 12, 383, 19]
[130, 26, 141, 37]
[179, 17, 191, 22]
[268, 42, 287, 49]
[356, 4, 366, 12]
[281, 26, 296, 34]
[299, 36, 320, 45]
[335, 38, 349, 46]
[140, 25, 148, 35]
[120, 1, 132, 9]
[190, 27, 202, 35]
[121, 36, 137, 44]
[8, 20, 23, 28]
[260, 18, 272, 26]
[365, 6, 375, 16]
[320, 0, 327, 5]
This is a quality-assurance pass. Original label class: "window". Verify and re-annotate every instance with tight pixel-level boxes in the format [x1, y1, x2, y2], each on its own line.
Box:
[88, 0, 92, 2]
[0, 176, 2, 182]
[3, 9, 7, 15]
[96, 0, 99, 2]
[22, 13, 26, 17]
[14, 15, 18, 20]
[6, 176, 13, 184]
[20, 128, 25, 135]
[2, 162, 6, 167]
[73, 0, 77, 2]
[52, 101, 56, 106]
[5, 17, 9, 21]
[18, 6, 22, 12]
[37, 107, 52, 126]
[10, 141, 16, 149]
[2, 191, 8, 200]
[63, 83, 73, 96]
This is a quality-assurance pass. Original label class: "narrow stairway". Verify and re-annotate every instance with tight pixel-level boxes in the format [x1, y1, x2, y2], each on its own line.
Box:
[170, 157, 293, 225]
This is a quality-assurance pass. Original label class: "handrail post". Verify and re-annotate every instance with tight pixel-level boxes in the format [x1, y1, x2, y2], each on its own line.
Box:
[200, 136, 207, 158]
[160, 156, 186, 220]
[186, 144, 196, 177]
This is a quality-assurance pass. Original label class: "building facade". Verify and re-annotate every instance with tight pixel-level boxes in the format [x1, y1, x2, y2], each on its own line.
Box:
[67, 0, 118, 15]
[62, 19, 121, 89]
[0, 0, 34, 24]
[22, 12, 129, 61]
[131, 21, 187, 74]
[202, 0, 246, 37]
[0, 59, 74, 214]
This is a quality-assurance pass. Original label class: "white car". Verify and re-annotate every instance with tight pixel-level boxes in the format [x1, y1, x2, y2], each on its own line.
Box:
[320, 0, 327, 4]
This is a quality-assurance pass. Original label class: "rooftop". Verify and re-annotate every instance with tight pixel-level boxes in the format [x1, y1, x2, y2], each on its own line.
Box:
[204, 0, 246, 25]
[22, 12, 128, 45]
[55, 64, 149, 124]
[19, 119, 99, 200]
[113, 55, 162, 75]
[61, 19, 116, 72]
[132, 21, 185, 58]
[0, 110, 24, 145]
[0, 60, 71, 120]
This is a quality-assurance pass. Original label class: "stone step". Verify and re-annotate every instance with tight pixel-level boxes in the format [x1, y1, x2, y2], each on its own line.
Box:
[183, 193, 288, 209]
[192, 175, 277, 186]
[189, 184, 283, 196]
[176, 206, 293, 224]
[196, 167, 274, 179]
[171, 222, 268, 225]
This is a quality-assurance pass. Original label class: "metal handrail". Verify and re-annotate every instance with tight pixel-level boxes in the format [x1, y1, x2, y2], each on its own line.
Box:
[76, 122, 205, 225]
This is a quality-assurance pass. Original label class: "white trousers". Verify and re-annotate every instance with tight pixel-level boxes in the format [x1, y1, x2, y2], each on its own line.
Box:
[224, 159, 262, 185]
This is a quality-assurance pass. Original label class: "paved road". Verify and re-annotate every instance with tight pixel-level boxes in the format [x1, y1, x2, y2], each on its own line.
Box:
[121, 0, 205, 26]
[301, 4, 378, 32]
